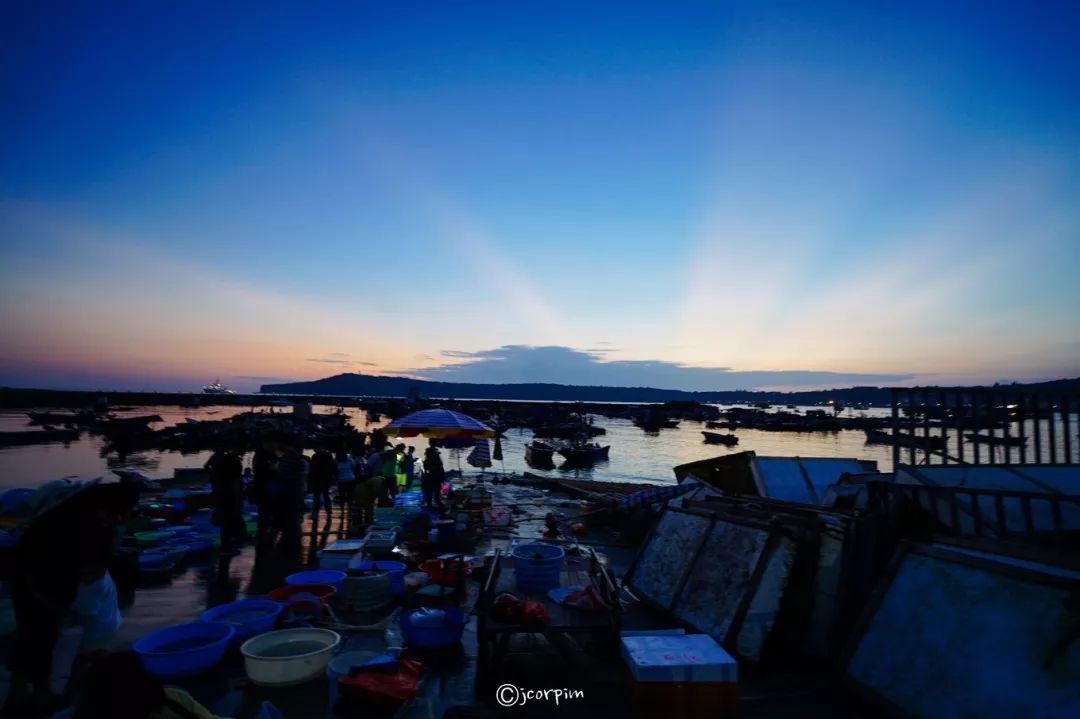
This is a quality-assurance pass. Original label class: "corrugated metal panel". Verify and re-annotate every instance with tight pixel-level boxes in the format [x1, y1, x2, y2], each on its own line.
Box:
[754, 457, 870, 505]
[753, 458, 816, 504]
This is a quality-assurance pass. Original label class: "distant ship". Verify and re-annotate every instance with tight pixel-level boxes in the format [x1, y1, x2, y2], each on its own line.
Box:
[202, 379, 235, 395]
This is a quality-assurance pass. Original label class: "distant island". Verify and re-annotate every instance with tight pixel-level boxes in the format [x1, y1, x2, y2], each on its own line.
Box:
[260, 373, 1080, 405]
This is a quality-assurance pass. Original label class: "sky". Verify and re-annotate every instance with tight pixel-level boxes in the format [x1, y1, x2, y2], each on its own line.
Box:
[1, 1, 1078, 393]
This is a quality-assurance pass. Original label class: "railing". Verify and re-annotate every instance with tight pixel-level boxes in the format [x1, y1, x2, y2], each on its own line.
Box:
[889, 386, 1079, 467]
[865, 481, 1080, 543]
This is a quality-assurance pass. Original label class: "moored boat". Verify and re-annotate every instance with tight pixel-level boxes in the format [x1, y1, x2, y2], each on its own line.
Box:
[864, 428, 947, 450]
[525, 440, 557, 466]
[558, 443, 610, 465]
[701, 431, 739, 446]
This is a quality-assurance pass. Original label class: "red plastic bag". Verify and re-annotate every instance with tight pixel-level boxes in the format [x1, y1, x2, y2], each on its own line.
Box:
[338, 658, 422, 710]
[520, 600, 550, 626]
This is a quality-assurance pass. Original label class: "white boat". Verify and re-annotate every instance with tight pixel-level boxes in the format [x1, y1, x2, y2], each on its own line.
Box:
[202, 379, 235, 395]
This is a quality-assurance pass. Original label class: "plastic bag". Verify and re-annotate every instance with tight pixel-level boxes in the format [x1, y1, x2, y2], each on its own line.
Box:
[339, 657, 422, 709]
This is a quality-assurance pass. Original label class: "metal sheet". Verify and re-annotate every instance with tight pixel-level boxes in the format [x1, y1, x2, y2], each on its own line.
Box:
[845, 544, 1080, 718]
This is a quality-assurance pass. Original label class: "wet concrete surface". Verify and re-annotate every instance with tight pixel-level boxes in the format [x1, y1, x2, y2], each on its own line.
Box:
[2, 480, 871, 718]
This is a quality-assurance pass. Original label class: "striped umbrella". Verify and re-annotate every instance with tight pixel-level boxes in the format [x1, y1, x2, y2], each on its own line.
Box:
[467, 439, 492, 468]
[382, 409, 494, 440]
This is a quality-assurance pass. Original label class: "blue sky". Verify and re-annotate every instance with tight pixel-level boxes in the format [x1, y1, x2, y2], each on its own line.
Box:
[1, 1, 1078, 392]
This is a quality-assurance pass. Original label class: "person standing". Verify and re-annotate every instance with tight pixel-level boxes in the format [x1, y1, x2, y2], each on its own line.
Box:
[335, 449, 357, 518]
[402, 446, 418, 491]
[379, 448, 399, 506]
[307, 447, 336, 524]
[421, 442, 445, 511]
[212, 448, 247, 553]
[4, 482, 139, 716]
[251, 441, 278, 545]
[275, 440, 306, 551]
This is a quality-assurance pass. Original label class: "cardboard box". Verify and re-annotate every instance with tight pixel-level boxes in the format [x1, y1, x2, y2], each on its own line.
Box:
[621, 634, 738, 718]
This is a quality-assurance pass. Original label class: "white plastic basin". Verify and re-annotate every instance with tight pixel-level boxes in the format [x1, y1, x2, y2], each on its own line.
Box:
[239, 628, 341, 687]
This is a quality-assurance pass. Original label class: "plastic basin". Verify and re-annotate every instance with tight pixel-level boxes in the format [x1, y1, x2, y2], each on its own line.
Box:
[400, 607, 468, 648]
[419, 559, 471, 587]
[267, 584, 336, 608]
[133, 531, 174, 549]
[347, 560, 406, 596]
[200, 599, 283, 645]
[286, 570, 346, 593]
[240, 628, 341, 687]
[510, 542, 565, 592]
[133, 622, 235, 679]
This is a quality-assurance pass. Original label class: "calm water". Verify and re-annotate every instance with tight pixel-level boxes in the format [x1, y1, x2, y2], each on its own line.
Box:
[0, 404, 903, 489]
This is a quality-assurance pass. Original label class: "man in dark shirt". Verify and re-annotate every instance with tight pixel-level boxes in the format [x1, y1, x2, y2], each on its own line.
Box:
[308, 447, 336, 525]
[275, 439, 306, 551]
[251, 442, 278, 545]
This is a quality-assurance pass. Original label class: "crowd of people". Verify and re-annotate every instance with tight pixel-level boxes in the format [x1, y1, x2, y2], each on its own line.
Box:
[4, 430, 455, 717]
[203, 430, 450, 554]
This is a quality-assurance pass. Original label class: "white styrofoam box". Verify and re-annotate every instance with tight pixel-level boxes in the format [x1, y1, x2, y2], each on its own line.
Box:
[621, 634, 738, 683]
[619, 628, 687, 637]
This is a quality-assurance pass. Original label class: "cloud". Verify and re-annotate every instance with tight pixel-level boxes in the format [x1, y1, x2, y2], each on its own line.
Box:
[306, 358, 352, 364]
[404, 345, 913, 391]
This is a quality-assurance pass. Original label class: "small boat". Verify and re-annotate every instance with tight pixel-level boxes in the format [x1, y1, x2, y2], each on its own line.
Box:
[864, 428, 947, 450]
[964, 433, 1025, 447]
[525, 440, 557, 466]
[26, 411, 83, 425]
[558, 443, 610, 465]
[701, 431, 739, 446]
[203, 379, 235, 395]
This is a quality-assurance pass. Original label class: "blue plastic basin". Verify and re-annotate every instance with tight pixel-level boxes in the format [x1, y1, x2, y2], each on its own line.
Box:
[510, 542, 565, 593]
[200, 599, 283, 644]
[133, 622, 235, 679]
[286, 570, 346, 593]
[399, 606, 468, 648]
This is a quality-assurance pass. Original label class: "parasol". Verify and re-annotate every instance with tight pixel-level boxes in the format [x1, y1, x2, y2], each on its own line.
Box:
[382, 409, 494, 440]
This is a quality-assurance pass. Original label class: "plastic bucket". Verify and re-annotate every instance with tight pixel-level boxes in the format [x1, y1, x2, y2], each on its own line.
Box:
[347, 560, 406, 596]
[511, 542, 565, 592]
[341, 574, 392, 612]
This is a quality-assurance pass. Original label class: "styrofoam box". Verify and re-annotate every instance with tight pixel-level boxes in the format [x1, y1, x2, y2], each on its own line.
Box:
[621, 634, 738, 683]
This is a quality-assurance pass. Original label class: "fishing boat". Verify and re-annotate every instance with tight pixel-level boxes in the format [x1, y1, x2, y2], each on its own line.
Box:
[864, 428, 947, 450]
[525, 440, 557, 466]
[964, 433, 1025, 447]
[202, 379, 235, 395]
[26, 411, 83, 425]
[558, 442, 610, 465]
[701, 431, 739, 446]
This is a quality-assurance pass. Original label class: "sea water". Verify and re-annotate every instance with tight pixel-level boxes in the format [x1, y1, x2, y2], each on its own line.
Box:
[0, 403, 908, 489]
